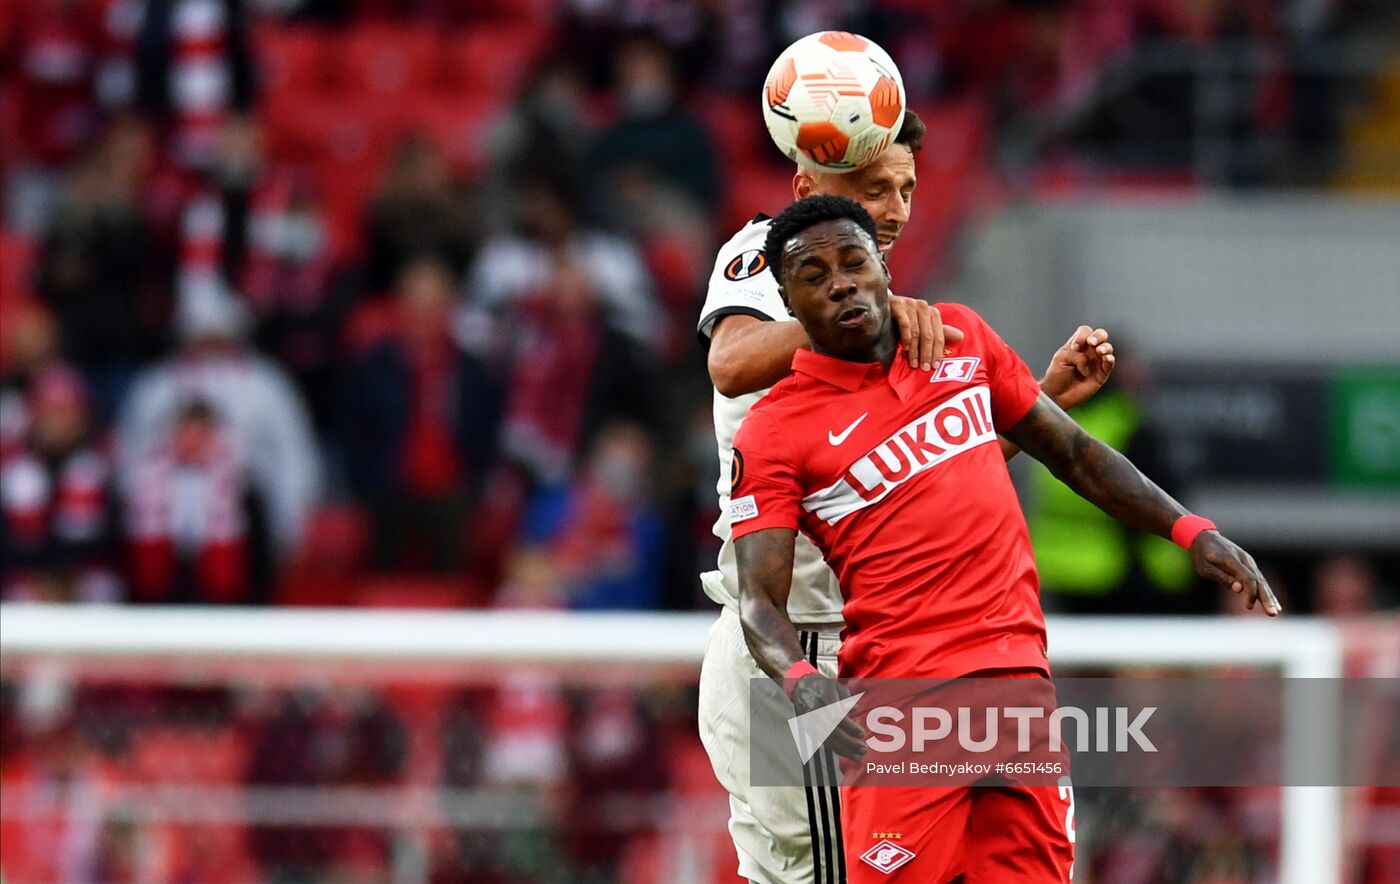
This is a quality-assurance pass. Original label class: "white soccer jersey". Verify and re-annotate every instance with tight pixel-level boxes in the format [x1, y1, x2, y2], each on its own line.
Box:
[697, 215, 844, 624]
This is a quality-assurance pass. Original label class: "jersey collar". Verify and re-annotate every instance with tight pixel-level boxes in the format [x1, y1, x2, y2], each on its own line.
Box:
[791, 348, 887, 392]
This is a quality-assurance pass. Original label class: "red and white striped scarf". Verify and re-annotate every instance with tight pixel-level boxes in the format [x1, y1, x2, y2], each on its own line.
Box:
[99, 0, 233, 168]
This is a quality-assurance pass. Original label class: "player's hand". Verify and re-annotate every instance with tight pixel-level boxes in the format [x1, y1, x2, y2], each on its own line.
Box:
[791, 673, 867, 760]
[1040, 326, 1115, 411]
[1189, 531, 1282, 617]
[889, 296, 964, 373]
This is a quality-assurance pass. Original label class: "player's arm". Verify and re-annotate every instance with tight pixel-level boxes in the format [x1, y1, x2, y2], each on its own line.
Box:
[735, 527, 806, 678]
[709, 297, 960, 397]
[736, 528, 868, 759]
[708, 316, 811, 397]
[1003, 394, 1281, 616]
[997, 326, 1117, 460]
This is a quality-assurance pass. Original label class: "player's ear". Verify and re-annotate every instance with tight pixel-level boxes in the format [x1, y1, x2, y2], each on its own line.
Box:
[793, 170, 815, 199]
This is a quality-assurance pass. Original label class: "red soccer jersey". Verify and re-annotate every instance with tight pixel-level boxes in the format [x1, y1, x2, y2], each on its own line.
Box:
[729, 304, 1048, 680]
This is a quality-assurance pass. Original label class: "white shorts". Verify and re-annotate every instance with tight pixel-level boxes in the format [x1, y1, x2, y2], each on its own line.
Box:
[698, 606, 846, 884]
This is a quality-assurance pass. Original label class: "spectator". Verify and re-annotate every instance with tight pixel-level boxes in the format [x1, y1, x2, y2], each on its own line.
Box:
[37, 119, 164, 418]
[487, 58, 595, 198]
[0, 304, 66, 456]
[590, 33, 720, 215]
[97, 0, 256, 171]
[339, 255, 502, 572]
[460, 175, 662, 486]
[523, 422, 666, 610]
[116, 281, 321, 573]
[0, 366, 121, 602]
[562, 687, 668, 879]
[0, 0, 104, 233]
[123, 399, 252, 603]
[0, 672, 124, 882]
[364, 137, 478, 293]
[1314, 553, 1385, 617]
[245, 688, 406, 880]
[176, 115, 344, 431]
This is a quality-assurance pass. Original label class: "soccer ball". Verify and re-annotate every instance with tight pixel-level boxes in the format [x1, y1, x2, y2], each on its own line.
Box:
[761, 31, 906, 173]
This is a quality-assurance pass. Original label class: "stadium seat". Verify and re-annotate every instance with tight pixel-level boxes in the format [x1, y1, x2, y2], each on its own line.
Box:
[694, 92, 768, 167]
[339, 25, 441, 98]
[619, 735, 736, 884]
[719, 162, 795, 235]
[0, 228, 34, 305]
[129, 727, 249, 784]
[439, 24, 551, 98]
[355, 576, 487, 609]
[275, 505, 371, 607]
[399, 94, 503, 178]
[256, 26, 334, 99]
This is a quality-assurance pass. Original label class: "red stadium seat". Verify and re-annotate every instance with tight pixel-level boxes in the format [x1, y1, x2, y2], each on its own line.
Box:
[129, 727, 249, 784]
[355, 577, 485, 609]
[400, 94, 503, 178]
[338, 25, 441, 98]
[439, 24, 551, 98]
[0, 228, 35, 307]
[719, 161, 795, 236]
[256, 26, 334, 99]
[694, 91, 768, 167]
[275, 505, 372, 607]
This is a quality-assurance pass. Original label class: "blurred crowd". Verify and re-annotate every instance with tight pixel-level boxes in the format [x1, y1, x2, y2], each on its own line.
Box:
[3, 0, 1394, 615]
[0, 672, 715, 882]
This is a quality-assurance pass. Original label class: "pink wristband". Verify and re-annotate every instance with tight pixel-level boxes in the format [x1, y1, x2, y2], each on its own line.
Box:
[783, 659, 820, 699]
[1171, 515, 1217, 549]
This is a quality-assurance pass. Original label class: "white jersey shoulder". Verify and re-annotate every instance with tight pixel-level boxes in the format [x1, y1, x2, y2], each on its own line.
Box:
[698, 217, 844, 626]
[697, 216, 789, 342]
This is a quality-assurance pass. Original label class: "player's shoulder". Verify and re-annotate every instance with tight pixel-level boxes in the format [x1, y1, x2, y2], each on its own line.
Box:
[933, 302, 1001, 342]
[718, 213, 774, 251]
[742, 373, 815, 432]
[931, 301, 986, 327]
[709, 213, 774, 284]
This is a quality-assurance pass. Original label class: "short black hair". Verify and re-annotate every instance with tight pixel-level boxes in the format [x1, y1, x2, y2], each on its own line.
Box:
[765, 195, 880, 284]
[895, 109, 925, 151]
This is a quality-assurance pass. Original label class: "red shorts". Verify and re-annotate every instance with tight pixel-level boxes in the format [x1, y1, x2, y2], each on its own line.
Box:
[843, 781, 1075, 883]
[842, 668, 1075, 883]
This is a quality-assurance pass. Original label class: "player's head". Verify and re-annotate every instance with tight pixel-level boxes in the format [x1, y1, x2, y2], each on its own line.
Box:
[792, 109, 924, 256]
[765, 195, 891, 360]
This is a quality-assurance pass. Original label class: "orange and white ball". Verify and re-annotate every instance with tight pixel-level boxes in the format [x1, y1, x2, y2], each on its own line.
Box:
[761, 31, 906, 173]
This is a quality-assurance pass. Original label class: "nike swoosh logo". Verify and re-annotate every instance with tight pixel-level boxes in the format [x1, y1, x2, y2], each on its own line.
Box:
[828, 413, 868, 446]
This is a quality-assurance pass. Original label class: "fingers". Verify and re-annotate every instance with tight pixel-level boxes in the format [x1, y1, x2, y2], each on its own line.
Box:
[917, 306, 942, 371]
[1198, 547, 1282, 617]
[890, 299, 947, 371]
[831, 717, 868, 760]
[1241, 551, 1282, 616]
[1258, 578, 1282, 617]
[943, 324, 964, 343]
[892, 300, 915, 358]
[1065, 325, 1093, 350]
[1197, 556, 1243, 595]
[1086, 329, 1115, 378]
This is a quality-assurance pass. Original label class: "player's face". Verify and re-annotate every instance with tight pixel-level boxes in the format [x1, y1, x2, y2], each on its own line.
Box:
[780, 219, 891, 359]
[795, 145, 917, 255]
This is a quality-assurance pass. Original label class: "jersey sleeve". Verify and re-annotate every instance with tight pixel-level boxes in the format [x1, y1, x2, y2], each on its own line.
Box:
[696, 222, 790, 346]
[727, 409, 804, 539]
[947, 305, 1042, 430]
